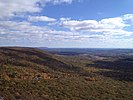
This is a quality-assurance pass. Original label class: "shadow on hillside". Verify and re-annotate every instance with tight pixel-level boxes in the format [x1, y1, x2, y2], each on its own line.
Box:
[96, 70, 133, 82]
[1, 48, 81, 72]
[86, 59, 133, 82]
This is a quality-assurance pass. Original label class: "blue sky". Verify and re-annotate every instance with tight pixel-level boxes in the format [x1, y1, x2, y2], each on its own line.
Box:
[0, 0, 133, 48]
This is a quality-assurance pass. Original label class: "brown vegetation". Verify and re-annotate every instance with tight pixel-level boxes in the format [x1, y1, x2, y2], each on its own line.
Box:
[0, 47, 132, 100]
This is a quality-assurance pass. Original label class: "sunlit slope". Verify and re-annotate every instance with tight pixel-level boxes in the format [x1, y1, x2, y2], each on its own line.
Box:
[0, 47, 132, 100]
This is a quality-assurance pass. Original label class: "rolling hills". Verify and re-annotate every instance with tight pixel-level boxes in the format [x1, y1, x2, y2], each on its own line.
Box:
[0, 47, 133, 100]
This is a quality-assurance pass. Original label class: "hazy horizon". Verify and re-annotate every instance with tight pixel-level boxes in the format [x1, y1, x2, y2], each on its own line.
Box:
[1, 46, 133, 49]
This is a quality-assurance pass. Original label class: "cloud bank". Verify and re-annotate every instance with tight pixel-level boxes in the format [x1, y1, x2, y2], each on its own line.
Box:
[0, 0, 133, 47]
[60, 15, 133, 36]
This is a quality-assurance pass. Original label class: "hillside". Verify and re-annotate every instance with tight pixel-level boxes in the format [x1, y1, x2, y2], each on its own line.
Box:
[0, 47, 133, 100]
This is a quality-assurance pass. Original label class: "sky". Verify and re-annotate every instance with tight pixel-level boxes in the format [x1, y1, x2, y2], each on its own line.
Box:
[0, 0, 133, 48]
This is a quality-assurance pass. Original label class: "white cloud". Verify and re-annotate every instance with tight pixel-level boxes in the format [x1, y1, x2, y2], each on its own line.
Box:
[0, 20, 81, 42]
[1, 14, 133, 44]
[60, 17, 127, 31]
[0, 0, 82, 42]
[0, 0, 78, 19]
[60, 20, 98, 31]
[123, 14, 133, 21]
[28, 16, 57, 22]
[0, 0, 41, 18]
[60, 14, 133, 36]
[99, 17, 126, 29]
[42, 0, 75, 4]
[0, 19, 104, 44]
[0, 0, 133, 47]
[60, 17, 71, 21]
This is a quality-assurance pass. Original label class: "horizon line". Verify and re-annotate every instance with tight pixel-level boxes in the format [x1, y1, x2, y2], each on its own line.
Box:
[0, 46, 133, 49]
